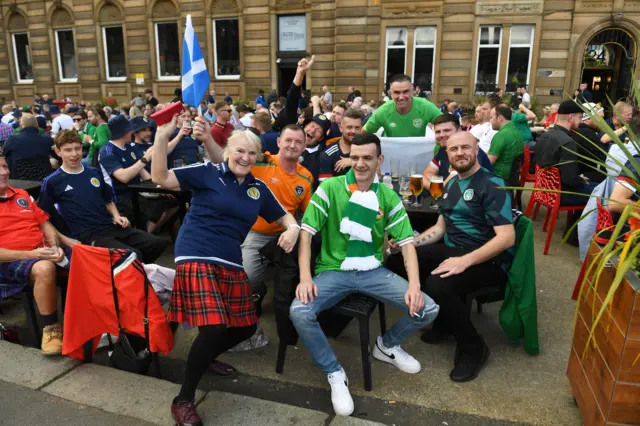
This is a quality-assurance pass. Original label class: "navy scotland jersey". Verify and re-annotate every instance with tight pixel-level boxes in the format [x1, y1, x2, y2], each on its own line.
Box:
[39, 166, 114, 237]
[99, 141, 142, 202]
[167, 129, 199, 167]
[439, 167, 514, 270]
[130, 141, 152, 172]
[173, 161, 287, 270]
[319, 142, 350, 182]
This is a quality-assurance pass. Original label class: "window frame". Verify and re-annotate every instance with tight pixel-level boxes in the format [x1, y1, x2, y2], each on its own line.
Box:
[54, 28, 78, 83]
[102, 25, 127, 82]
[213, 18, 241, 80]
[384, 27, 408, 85]
[474, 25, 503, 95]
[11, 32, 33, 84]
[154, 21, 181, 81]
[504, 24, 535, 91]
[411, 26, 437, 95]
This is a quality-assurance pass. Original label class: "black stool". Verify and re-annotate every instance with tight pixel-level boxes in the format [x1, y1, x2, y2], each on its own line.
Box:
[465, 285, 505, 314]
[276, 293, 386, 391]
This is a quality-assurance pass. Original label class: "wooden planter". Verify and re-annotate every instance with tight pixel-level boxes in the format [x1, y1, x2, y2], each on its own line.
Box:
[568, 242, 640, 425]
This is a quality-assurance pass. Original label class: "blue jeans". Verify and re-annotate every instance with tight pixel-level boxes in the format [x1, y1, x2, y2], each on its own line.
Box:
[290, 267, 439, 374]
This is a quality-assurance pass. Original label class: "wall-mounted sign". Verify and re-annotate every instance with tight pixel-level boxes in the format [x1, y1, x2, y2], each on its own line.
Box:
[538, 69, 553, 77]
[136, 73, 144, 85]
[550, 89, 564, 96]
[279, 15, 306, 52]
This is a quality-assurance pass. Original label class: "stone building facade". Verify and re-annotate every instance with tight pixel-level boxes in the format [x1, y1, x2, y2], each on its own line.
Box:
[0, 0, 638, 108]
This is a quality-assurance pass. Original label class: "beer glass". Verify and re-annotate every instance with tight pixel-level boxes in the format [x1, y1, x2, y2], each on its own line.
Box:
[399, 176, 412, 204]
[410, 174, 424, 207]
[429, 175, 444, 209]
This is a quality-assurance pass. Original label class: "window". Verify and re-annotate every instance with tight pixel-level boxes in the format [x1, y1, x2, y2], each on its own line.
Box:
[213, 19, 240, 79]
[12, 33, 32, 83]
[505, 25, 534, 92]
[412, 27, 436, 94]
[102, 26, 126, 81]
[55, 29, 77, 82]
[475, 26, 502, 94]
[155, 22, 180, 79]
[385, 28, 407, 85]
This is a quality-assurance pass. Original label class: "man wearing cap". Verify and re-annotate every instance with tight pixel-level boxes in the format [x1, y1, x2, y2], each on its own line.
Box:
[50, 105, 73, 136]
[573, 103, 607, 184]
[1, 113, 54, 172]
[301, 113, 331, 187]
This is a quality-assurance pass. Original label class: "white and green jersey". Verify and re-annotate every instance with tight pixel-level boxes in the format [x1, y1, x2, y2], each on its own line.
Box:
[301, 175, 414, 274]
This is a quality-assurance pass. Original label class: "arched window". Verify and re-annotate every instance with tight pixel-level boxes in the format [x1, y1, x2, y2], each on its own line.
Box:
[51, 7, 77, 82]
[99, 2, 126, 81]
[153, 0, 180, 80]
[8, 11, 33, 83]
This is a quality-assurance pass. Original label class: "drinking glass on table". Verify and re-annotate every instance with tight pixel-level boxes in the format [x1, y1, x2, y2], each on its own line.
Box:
[410, 174, 424, 207]
[390, 159, 400, 183]
[429, 175, 444, 210]
[399, 176, 412, 205]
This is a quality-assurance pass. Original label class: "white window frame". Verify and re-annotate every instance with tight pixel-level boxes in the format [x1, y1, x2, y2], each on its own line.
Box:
[474, 25, 502, 94]
[411, 26, 437, 95]
[55, 28, 78, 83]
[102, 25, 127, 82]
[11, 32, 33, 84]
[213, 18, 240, 80]
[384, 27, 408, 84]
[155, 21, 180, 81]
[504, 25, 535, 89]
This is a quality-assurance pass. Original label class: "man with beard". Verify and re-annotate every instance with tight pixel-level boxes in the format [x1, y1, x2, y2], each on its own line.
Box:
[318, 109, 363, 182]
[388, 131, 515, 382]
[300, 113, 331, 188]
[328, 102, 346, 139]
[487, 105, 524, 180]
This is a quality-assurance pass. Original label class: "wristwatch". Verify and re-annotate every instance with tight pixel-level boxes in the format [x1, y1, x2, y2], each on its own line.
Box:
[140, 157, 149, 165]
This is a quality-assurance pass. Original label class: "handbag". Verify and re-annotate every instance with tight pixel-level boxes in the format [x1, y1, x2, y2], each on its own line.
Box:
[107, 250, 152, 375]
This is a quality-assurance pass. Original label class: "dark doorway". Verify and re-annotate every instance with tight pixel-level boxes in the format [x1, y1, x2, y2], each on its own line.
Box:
[276, 53, 307, 97]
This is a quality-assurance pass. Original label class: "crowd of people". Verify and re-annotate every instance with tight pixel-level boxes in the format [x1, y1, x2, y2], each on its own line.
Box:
[0, 51, 638, 426]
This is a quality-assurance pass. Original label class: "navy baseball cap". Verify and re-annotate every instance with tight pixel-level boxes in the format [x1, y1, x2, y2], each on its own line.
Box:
[49, 105, 61, 114]
[36, 116, 47, 129]
[130, 116, 152, 133]
[310, 114, 331, 134]
[108, 114, 134, 140]
[67, 106, 79, 114]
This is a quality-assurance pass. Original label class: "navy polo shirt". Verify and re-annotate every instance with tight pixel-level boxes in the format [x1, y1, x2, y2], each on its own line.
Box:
[39, 166, 114, 237]
[173, 161, 287, 270]
[260, 130, 280, 155]
[167, 129, 199, 167]
[98, 141, 142, 202]
[431, 146, 494, 179]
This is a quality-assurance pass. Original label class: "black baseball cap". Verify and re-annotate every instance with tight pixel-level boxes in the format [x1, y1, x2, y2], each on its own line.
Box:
[557, 100, 583, 115]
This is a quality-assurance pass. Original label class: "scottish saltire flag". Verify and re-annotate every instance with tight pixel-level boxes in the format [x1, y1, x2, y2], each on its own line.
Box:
[182, 15, 209, 107]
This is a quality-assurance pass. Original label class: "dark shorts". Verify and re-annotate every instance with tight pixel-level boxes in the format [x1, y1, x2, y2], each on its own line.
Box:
[0, 258, 40, 299]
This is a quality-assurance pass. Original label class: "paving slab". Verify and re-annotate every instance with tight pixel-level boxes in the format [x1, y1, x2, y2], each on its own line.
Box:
[330, 416, 388, 426]
[0, 340, 79, 389]
[196, 390, 330, 425]
[42, 363, 204, 426]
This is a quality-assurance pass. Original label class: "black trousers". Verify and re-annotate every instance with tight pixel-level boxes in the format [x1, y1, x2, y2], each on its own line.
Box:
[386, 243, 507, 351]
[78, 225, 168, 264]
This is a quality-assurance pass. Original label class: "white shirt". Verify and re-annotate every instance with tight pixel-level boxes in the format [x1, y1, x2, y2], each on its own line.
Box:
[51, 114, 74, 135]
[239, 113, 254, 128]
[470, 122, 497, 153]
[522, 92, 531, 107]
[1, 113, 14, 125]
[323, 92, 333, 105]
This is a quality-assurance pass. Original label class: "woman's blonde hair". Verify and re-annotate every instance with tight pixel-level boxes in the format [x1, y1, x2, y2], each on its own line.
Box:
[223, 130, 262, 161]
[129, 106, 143, 118]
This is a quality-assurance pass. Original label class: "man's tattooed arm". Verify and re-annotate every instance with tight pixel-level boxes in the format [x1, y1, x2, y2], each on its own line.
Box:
[413, 217, 446, 247]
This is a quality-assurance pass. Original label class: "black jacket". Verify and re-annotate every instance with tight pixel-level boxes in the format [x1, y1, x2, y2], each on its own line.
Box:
[2, 127, 53, 171]
[300, 143, 326, 190]
[534, 126, 585, 191]
[273, 83, 302, 132]
[573, 123, 607, 183]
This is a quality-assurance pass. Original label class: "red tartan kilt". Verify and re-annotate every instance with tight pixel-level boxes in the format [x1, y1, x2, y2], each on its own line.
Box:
[168, 262, 258, 327]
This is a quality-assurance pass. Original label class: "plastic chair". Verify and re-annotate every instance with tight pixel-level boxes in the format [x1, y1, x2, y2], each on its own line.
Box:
[594, 198, 615, 245]
[520, 145, 536, 185]
[524, 165, 586, 255]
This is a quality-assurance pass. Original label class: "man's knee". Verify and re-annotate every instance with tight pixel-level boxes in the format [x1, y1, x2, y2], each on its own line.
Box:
[29, 260, 57, 284]
[423, 275, 454, 300]
[290, 301, 317, 326]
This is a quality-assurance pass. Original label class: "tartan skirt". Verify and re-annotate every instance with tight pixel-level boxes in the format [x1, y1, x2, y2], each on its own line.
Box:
[0, 258, 40, 299]
[168, 262, 258, 328]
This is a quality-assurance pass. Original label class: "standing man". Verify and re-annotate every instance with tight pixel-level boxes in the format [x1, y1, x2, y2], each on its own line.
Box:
[363, 74, 441, 137]
[487, 105, 524, 180]
[252, 113, 280, 155]
[273, 56, 315, 132]
[50, 105, 73, 136]
[321, 86, 333, 106]
[440, 98, 450, 113]
[207, 89, 216, 105]
[255, 90, 268, 109]
[145, 89, 159, 107]
[346, 86, 357, 103]
[328, 102, 346, 139]
[291, 133, 439, 416]
[577, 82, 593, 103]
[319, 109, 363, 182]
[210, 101, 234, 148]
[518, 86, 531, 108]
[470, 101, 497, 153]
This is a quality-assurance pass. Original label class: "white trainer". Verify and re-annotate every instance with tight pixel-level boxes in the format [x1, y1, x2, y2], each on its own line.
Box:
[372, 336, 422, 374]
[327, 368, 354, 416]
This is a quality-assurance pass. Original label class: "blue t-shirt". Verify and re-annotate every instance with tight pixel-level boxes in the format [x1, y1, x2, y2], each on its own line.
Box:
[431, 146, 494, 179]
[39, 166, 114, 237]
[130, 142, 152, 172]
[167, 129, 199, 166]
[98, 141, 142, 202]
[319, 141, 350, 182]
[261, 130, 280, 155]
[173, 161, 287, 270]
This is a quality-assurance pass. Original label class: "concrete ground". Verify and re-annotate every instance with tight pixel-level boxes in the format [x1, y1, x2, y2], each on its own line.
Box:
[0, 192, 585, 425]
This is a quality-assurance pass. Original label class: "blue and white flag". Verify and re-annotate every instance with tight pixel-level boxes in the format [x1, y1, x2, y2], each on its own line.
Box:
[182, 15, 210, 107]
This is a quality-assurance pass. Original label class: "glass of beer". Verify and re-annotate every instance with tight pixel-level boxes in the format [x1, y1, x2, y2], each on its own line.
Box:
[429, 175, 444, 209]
[399, 176, 412, 204]
[410, 174, 424, 207]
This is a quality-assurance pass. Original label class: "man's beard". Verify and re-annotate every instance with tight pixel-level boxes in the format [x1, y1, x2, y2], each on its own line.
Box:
[452, 155, 477, 174]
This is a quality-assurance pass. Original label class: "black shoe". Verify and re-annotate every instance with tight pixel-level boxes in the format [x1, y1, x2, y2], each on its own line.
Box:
[420, 327, 449, 344]
[449, 340, 490, 382]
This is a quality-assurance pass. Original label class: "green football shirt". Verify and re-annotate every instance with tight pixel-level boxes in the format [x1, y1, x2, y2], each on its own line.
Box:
[363, 97, 442, 137]
[301, 175, 414, 274]
[88, 123, 111, 163]
[511, 112, 533, 142]
[488, 121, 524, 180]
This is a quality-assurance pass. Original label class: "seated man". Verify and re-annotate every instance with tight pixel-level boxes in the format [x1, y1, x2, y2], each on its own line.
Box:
[1, 113, 54, 173]
[422, 113, 493, 188]
[39, 131, 167, 264]
[389, 132, 515, 382]
[609, 153, 640, 220]
[0, 151, 75, 355]
[487, 105, 524, 180]
[318, 109, 363, 183]
[291, 133, 439, 417]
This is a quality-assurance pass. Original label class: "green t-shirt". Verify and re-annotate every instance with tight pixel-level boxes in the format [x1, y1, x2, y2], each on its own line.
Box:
[511, 112, 533, 142]
[363, 97, 442, 137]
[488, 121, 524, 180]
[84, 122, 97, 139]
[302, 175, 414, 274]
[88, 123, 111, 162]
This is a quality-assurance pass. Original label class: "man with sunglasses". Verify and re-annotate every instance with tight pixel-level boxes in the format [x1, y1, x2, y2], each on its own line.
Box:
[210, 101, 234, 148]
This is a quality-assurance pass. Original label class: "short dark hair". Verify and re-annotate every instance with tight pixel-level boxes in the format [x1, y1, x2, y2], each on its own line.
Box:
[88, 106, 108, 122]
[236, 104, 250, 114]
[258, 89, 264, 95]
[281, 124, 304, 138]
[433, 113, 460, 129]
[145, 89, 153, 94]
[389, 74, 412, 85]
[494, 105, 512, 121]
[214, 101, 227, 112]
[352, 133, 382, 157]
[354, 90, 362, 97]
[342, 109, 363, 123]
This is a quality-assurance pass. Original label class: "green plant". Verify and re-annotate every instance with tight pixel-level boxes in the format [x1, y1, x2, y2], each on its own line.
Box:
[472, 95, 487, 107]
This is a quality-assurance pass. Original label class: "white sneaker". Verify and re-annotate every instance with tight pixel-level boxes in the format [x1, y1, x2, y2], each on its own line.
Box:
[327, 368, 354, 416]
[372, 336, 422, 374]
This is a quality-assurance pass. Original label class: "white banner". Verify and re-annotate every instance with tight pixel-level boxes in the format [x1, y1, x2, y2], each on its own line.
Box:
[279, 16, 306, 51]
[379, 131, 437, 176]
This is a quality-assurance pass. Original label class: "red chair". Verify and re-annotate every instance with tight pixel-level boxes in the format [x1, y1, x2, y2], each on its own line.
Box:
[525, 165, 586, 255]
[520, 145, 536, 185]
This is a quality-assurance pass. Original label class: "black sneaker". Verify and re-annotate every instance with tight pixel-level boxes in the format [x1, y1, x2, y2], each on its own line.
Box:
[449, 340, 490, 382]
[420, 327, 449, 344]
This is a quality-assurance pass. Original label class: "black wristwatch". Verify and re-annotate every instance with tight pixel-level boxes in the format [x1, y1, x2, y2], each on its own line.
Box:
[140, 157, 149, 165]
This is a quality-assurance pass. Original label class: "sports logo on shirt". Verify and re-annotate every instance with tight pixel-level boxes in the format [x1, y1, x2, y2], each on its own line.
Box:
[463, 189, 474, 201]
[90, 177, 100, 187]
[298, 156, 304, 164]
[247, 187, 260, 200]
[131, 152, 137, 160]
[413, 118, 423, 128]
[443, 192, 448, 199]
[16, 198, 29, 208]
[390, 122, 397, 128]
[376, 208, 383, 220]
[295, 185, 304, 197]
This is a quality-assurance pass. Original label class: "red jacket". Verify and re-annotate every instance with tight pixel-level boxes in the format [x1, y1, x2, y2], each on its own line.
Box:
[210, 121, 234, 148]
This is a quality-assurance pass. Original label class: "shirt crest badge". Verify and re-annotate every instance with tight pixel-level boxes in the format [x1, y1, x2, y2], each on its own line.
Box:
[90, 177, 100, 187]
[298, 156, 304, 164]
[295, 185, 304, 197]
[247, 187, 260, 200]
[16, 197, 29, 208]
[131, 152, 137, 160]
[413, 118, 423, 128]
[463, 189, 474, 201]
[390, 122, 397, 128]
